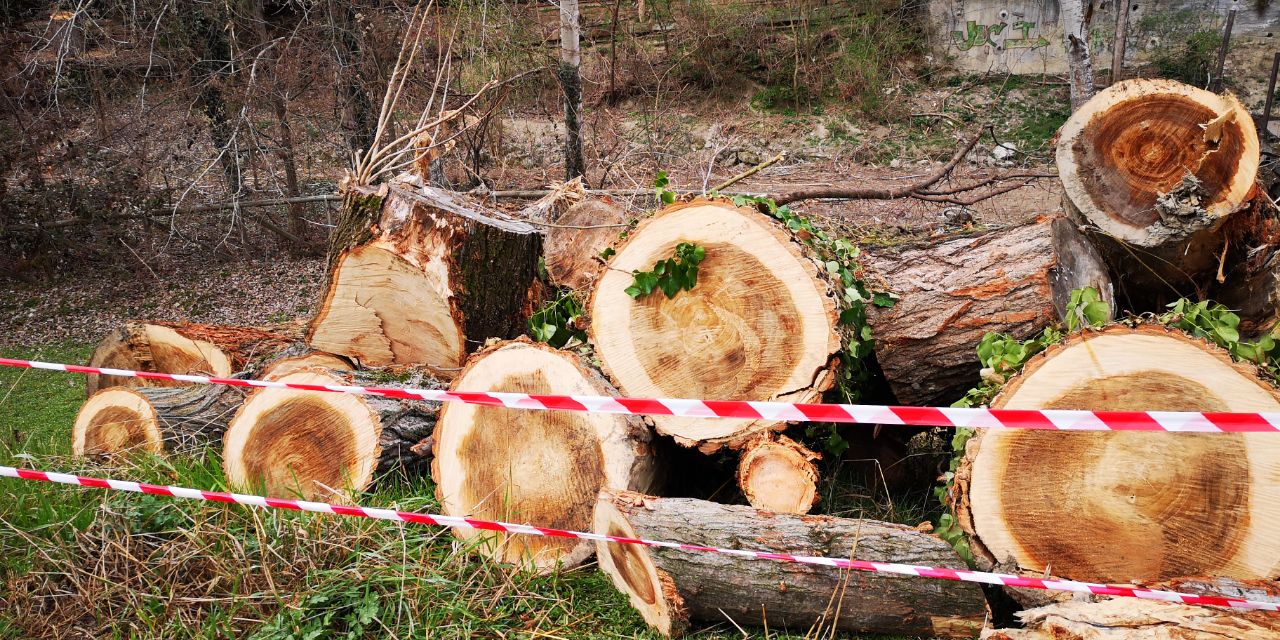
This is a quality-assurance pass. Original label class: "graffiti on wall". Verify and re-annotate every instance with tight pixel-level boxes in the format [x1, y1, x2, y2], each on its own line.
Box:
[951, 18, 1051, 51]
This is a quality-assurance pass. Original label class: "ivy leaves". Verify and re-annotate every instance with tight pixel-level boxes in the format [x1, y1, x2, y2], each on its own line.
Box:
[626, 242, 706, 299]
[1065, 286, 1110, 332]
[1162, 299, 1280, 367]
[528, 292, 587, 349]
[654, 170, 677, 205]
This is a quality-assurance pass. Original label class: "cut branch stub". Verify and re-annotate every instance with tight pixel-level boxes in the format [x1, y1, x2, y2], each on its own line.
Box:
[223, 368, 441, 500]
[594, 491, 987, 638]
[588, 200, 840, 449]
[432, 339, 657, 571]
[74, 384, 246, 457]
[543, 198, 627, 290]
[309, 183, 543, 376]
[86, 321, 295, 396]
[956, 324, 1280, 584]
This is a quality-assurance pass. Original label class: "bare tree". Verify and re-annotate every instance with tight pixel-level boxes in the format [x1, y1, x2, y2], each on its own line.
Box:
[559, 0, 585, 180]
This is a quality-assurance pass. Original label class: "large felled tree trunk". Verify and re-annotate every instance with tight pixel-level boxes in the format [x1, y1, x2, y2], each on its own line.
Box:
[309, 181, 543, 376]
[432, 339, 658, 571]
[953, 324, 1280, 584]
[222, 368, 441, 500]
[594, 491, 987, 638]
[73, 384, 246, 457]
[862, 216, 1113, 407]
[588, 200, 842, 450]
[86, 322, 297, 396]
[1056, 79, 1266, 320]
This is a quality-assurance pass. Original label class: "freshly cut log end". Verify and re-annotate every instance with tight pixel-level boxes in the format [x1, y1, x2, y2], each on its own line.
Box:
[544, 198, 627, 290]
[432, 339, 657, 571]
[588, 200, 840, 448]
[260, 351, 353, 381]
[223, 368, 440, 500]
[309, 184, 543, 375]
[1057, 78, 1259, 247]
[73, 384, 245, 457]
[956, 324, 1280, 584]
[73, 388, 162, 456]
[983, 578, 1280, 639]
[594, 491, 987, 638]
[86, 321, 295, 396]
[735, 434, 820, 514]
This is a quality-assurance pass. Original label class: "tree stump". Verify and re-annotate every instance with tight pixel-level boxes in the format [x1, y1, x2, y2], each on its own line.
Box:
[73, 384, 247, 456]
[222, 368, 441, 500]
[588, 199, 841, 450]
[954, 324, 1280, 584]
[862, 217, 1113, 406]
[1056, 78, 1264, 313]
[432, 339, 658, 571]
[735, 434, 820, 514]
[594, 491, 987, 638]
[309, 183, 543, 377]
[86, 321, 296, 396]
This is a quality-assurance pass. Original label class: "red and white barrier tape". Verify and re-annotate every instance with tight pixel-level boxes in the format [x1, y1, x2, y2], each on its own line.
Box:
[3, 464, 1277, 612]
[5, 356, 1280, 432]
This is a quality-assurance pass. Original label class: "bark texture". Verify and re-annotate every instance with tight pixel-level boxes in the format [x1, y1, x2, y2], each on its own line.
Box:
[862, 217, 1112, 406]
[595, 491, 987, 638]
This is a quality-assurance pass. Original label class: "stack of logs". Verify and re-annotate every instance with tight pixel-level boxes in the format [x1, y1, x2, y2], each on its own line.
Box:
[69, 78, 1280, 637]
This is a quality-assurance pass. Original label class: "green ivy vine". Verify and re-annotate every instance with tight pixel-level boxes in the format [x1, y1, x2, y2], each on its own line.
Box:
[528, 291, 588, 349]
[626, 242, 706, 299]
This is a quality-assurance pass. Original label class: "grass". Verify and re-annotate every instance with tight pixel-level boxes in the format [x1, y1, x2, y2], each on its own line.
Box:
[0, 344, 948, 639]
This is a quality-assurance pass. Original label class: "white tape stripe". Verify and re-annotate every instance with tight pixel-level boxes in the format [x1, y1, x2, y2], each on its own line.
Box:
[44, 472, 82, 485]
[1041, 410, 1111, 431]
[1147, 411, 1222, 432]
[168, 487, 207, 500]
[657, 398, 716, 417]
[749, 401, 809, 422]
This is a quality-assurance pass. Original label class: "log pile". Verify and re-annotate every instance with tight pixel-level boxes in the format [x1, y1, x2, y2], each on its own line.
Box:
[60, 76, 1280, 638]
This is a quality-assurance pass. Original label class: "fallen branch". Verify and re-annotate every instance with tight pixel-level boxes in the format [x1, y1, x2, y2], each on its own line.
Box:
[710, 151, 786, 192]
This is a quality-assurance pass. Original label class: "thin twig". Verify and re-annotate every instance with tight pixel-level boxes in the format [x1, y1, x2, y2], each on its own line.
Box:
[711, 151, 786, 193]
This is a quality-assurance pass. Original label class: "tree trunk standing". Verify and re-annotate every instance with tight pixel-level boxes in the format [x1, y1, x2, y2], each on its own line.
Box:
[328, 0, 374, 164]
[190, 4, 245, 204]
[559, 0, 585, 180]
[1110, 0, 1130, 84]
[1062, 0, 1096, 110]
[594, 492, 987, 638]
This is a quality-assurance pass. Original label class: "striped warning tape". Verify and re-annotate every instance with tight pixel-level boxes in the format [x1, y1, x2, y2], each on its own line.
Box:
[2, 464, 1277, 612]
[4, 356, 1280, 432]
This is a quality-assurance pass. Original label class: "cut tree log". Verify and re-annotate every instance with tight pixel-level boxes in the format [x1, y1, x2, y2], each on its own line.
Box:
[259, 349, 354, 381]
[588, 199, 842, 450]
[309, 181, 543, 376]
[223, 367, 441, 500]
[953, 324, 1280, 584]
[861, 216, 1114, 407]
[735, 434, 820, 514]
[543, 198, 627, 290]
[594, 491, 987, 638]
[983, 578, 1280, 639]
[85, 321, 296, 396]
[73, 384, 247, 456]
[1056, 78, 1265, 314]
[432, 339, 658, 571]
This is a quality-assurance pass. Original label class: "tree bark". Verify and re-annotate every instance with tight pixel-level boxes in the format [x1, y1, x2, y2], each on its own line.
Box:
[74, 384, 247, 457]
[222, 367, 442, 500]
[1056, 78, 1265, 317]
[594, 491, 987, 638]
[559, 0, 585, 180]
[86, 321, 298, 397]
[953, 324, 1280, 585]
[432, 339, 659, 571]
[309, 181, 543, 375]
[1063, 0, 1096, 111]
[735, 433, 820, 514]
[588, 200, 841, 451]
[862, 217, 1113, 407]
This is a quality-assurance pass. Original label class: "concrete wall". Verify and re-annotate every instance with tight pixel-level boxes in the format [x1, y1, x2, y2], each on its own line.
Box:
[929, 0, 1277, 93]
